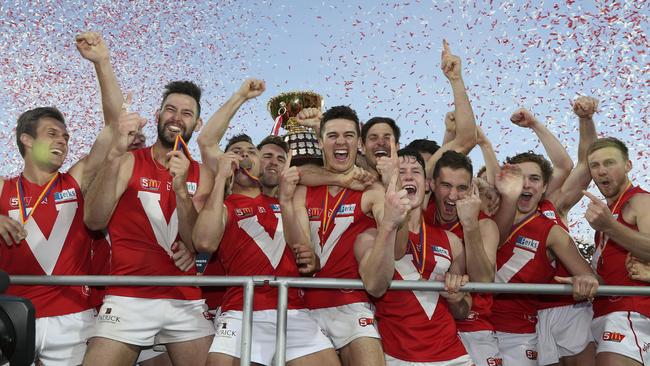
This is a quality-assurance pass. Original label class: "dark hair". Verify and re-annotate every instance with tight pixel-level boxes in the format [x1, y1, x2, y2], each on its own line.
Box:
[477, 166, 487, 178]
[405, 138, 440, 156]
[161, 81, 202, 117]
[16, 107, 66, 157]
[505, 151, 552, 184]
[587, 137, 629, 161]
[361, 117, 401, 144]
[319, 105, 360, 138]
[398, 148, 426, 172]
[257, 135, 288, 153]
[225, 134, 254, 152]
[433, 151, 473, 179]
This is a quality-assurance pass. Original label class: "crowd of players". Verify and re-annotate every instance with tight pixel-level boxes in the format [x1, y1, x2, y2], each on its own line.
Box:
[0, 32, 649, 366]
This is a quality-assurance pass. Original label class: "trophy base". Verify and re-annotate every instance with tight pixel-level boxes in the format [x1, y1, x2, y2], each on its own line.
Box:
[284, 131, 323, 167]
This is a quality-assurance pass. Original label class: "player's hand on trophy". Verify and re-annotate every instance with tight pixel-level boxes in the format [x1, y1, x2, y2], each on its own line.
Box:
[171, 241, 195, 272]
[279, 152, 299, 203]
[167, 150, 191, 194]
[75, 31, 110, 64]
[510, 108, 539, 129]
[376, 136, 399, 188]
[441, 39, 462, 81]
[0, 215, 27, 246]
[382, 170, 410, 231]
[437, 273, 469, 304]
[294, 243, 320, 276]
[572, 96, 599, 119]
[216, 152, 242, 179]
[295, 107, 322, 129]
[236, 78, 266, 100]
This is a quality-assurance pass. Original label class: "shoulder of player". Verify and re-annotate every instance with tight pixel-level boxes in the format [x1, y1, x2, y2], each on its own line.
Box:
[445, 230, 464, 258]
[622, 191, 650, 221]
[362, 182, 384, 197]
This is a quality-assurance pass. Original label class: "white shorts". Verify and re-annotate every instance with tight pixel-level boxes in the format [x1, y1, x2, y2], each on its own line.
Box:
[458, 331, 501, 366]
[92, 295, 215, 347]
[494, 331, 537, 366]
[310, 302, 380, 349]
[385, 354, 474, 366]
[536, 302, 594, 365]
[592, 311, 650, 365]
[31, 309, 95, 366]
[209, 309, 334, 365]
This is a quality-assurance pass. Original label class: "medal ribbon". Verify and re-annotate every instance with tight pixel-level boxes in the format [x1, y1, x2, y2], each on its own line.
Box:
[408, 220, 427, 275]
[595, 182, 633, 267]
[173, 135, 193, 161]
[15, 173, 59, 224]
[504, 211, 539, 245]
[319, 188, 348, 246]
[271, 115, 283, 136]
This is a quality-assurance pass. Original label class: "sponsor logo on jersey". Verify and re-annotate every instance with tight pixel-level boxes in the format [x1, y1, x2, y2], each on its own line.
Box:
[465, 310, 479, 321]
[258, 206, 267, 213]
[358, 317, 374, 327]
[337, 204, 355, 215]
[141, 178, 161, 191]
[487, 358, 503, 366]
[431, 245, 450, 259]
[235, 207, 254, 218]
[542, 210, 556, 220]
[186, 181, 197, 195]
[216, 322, 237, 337]
[515, 236, 539, 252]
[308, 207, 323, 219]
[525, 350, 537, 360]
[270, 204, 281, 212]
[54, 188, 77, 203]
[602, 331, 625, 342]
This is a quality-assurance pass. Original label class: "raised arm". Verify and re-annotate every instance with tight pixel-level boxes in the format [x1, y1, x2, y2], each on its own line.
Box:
[279, 152, 312, 250]
[167, 149, 196, 251]
[492, 164, 524, 246]
[510, 108, 573, 196]
[476, 126, 499, 185]
[355, 173, 409, 297]
[192, 152, 240, 253]
[548, 96, 598, 217]
[197, 79, 265, 172]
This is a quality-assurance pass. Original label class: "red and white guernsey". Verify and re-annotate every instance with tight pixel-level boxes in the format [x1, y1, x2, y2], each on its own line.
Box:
[106, 147, 201, 300]
[215, 193, 303, 312]
[0, 173, 95, 317]
[374, 224, 467, 362]
[202, 254, 227, 310]
[537, 199, 576, 310]
[591, 185, 650, 318]
[424, 199, 494, 333]
[492, 213, 556, 333]
[304, 186, 375, 309]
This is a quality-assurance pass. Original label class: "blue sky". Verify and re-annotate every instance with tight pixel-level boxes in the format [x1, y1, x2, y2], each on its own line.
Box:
[0, 0, 647, 240]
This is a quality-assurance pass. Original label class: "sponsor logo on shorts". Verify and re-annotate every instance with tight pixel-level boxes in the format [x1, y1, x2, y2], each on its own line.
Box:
[141, 178, 161, 191]
[487, 358, 503, 366]
[358, 317, 374, 327]
[203, 311, 215, 321]
[525, 350, 537, 360]
[515, 236, 539, 252]
[602, 331, 625, 342]
[216, 322, 237, 337]
[98, 307, 121, 323]
[54, 188, 77, 203]
[235, 207, 254, 218]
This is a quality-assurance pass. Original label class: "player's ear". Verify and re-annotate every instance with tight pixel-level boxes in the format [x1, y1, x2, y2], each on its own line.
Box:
[20, 133, 34, 150]
[194, 117, 203, 132]
[625, 159, 632, 173]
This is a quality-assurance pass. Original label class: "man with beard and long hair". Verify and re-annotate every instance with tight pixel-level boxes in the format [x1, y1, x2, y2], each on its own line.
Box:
[82, 81, 215, 366]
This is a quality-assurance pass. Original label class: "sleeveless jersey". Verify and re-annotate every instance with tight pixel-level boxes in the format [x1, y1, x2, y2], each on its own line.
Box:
[492, 213, 556, 333]
[591, 185, 650, 318]
[216, 193, 303, 312]
[0, 173, 95, 317]
[424, 199, 494, 332]
[106, 147, 201, 300]
[537, 199, 577, 309]
[374, 224, 467, 362]
[89, 230, 111, 306]
[304, 186, 376, 309]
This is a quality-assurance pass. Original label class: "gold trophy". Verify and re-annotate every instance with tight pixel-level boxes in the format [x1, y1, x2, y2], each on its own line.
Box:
[268, 91, 324, 166]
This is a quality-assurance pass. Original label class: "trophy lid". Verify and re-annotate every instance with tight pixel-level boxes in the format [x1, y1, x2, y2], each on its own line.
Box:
[267, 91, 324, 120]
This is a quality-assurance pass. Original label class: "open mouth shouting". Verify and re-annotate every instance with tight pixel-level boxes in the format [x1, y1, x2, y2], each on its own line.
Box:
[403, 183, 417, 195]
[373, 147, 390, 159]
[50, 148, 65, 157]
[334, 149, 349, 162]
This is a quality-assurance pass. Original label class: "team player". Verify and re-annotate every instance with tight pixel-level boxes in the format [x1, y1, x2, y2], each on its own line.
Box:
[82, 81, 215, 366]
[510, 97, 599, 366]
[373, 148, 474, 366]
[492, 151, 600, 366]
[281, 105, 398, 366]
[582, 137, 650, 366]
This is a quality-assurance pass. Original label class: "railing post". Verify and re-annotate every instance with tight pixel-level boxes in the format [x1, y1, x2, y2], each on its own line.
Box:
[274, 281, 289, 366]
[240, 279, 255, 366]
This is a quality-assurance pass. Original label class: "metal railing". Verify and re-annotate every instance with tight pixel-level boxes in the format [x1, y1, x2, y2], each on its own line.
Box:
[10, 275, 650, 366]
